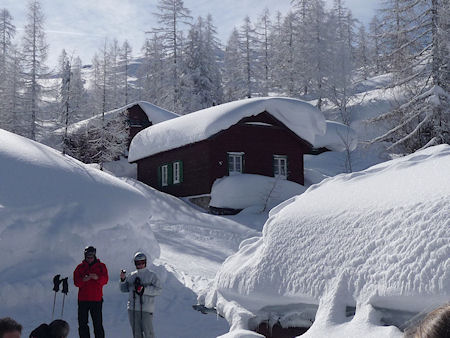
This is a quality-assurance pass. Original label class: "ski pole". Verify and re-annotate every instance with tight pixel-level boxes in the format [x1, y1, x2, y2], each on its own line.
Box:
[52, 274, 61, 320]
[133, 289, 136, 337]
[140, 293, 143, 338]
[61, 277, 69, 318]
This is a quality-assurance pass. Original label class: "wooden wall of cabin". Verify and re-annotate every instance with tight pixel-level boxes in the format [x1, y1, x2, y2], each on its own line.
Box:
[127, 105, 152, 142]
[136, 141, 212, 197]
[208, 114, 310, 185]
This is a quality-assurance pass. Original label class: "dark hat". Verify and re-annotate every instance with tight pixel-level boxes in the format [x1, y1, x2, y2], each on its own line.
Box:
[84, 246, 96, 257]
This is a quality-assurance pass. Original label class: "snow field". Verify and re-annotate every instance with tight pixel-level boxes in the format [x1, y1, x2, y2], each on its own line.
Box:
[0, 129, 253, 337]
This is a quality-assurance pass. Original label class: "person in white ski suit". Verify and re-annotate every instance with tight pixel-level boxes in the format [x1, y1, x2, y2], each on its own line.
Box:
[119, 252, 162, 338]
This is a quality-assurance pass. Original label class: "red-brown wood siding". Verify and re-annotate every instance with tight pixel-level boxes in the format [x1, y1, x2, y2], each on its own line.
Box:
[209, 112, 309, 186]
[135, 111, 312, 197]
[136, 141, 212, 197]
[127, 105, 152, 142]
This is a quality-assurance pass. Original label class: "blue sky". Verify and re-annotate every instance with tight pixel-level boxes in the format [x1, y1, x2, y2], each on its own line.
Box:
[4, 0, 380, 68]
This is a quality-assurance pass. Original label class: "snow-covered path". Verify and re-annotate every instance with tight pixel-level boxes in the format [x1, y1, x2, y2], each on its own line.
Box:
[0, 129, 261, 338]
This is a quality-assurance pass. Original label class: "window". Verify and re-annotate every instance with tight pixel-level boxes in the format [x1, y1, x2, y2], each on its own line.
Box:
[173, 161, 180, 184]
[273, 155, 287, 179]
[228, 152, 244, 174]
[161, 164, 168, 186]
[159, 161, 183, 187]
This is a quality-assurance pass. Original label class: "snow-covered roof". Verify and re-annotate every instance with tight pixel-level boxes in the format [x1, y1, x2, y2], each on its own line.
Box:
[206, 144, 450, 334]
[59, 101, 179, 135]
[128, 97, 328, 162]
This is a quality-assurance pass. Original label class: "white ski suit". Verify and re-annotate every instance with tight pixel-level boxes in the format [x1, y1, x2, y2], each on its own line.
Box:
[120, 268, 162, 338]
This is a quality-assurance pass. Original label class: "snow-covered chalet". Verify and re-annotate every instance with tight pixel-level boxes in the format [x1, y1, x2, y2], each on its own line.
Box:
[54, 101, 179, 148]
[128, 97, 357, 200]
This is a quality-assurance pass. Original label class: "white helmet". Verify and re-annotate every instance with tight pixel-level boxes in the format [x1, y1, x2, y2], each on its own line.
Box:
[133, 252, 147, 266]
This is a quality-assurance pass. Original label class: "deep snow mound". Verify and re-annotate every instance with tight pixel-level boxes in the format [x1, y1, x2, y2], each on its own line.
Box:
[207, 144, 450, 335]
[210, 174, 306, 211]
[0, 129, 159, 307]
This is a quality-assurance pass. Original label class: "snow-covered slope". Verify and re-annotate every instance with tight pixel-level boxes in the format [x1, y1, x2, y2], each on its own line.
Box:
[205, 144, 450, 337]
[0, 129, 258, 337]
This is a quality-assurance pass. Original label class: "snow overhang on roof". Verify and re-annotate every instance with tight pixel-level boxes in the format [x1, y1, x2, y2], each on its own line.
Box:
[314, 121, 358, 152]
[56, 101, 178, 135]
[128, 97, 328, 162]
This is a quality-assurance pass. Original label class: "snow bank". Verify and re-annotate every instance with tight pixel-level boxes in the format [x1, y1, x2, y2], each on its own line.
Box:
[0, 129, 159, 321]
[129, 97, 327, 162]
[206, 145, 450, 336]
[0, 129, 252, 337]
[210, 174, 306, 211]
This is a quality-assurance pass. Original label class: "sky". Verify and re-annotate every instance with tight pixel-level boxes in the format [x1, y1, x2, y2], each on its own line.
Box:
[3, 0, 380, 68]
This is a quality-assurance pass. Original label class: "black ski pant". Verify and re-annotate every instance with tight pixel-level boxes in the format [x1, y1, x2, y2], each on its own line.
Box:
[78, 300, 105, 338]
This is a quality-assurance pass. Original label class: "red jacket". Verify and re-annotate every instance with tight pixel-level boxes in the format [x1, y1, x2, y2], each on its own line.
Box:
[73, 259, 108, 301]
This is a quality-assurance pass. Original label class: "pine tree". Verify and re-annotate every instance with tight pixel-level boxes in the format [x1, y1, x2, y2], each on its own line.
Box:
[240, 16, 256, 98]
[269, 11, 285, 94]
[120, 40, 132, 105]
[6, 48, 23, 134]
[107, 39, 121, 109]
[372, 0, 449, 151]
[326, 0, 357, 125]
[21, 0, 49, 140]
[279, 11, 300, 97]
[0, 8, 16, 131]
[369, 15, 385, 74]
[254, 8, 272, 96]
[58, 49, 71, 154]
[70, 56, 87, 120]
[137, 33, 168, 107]
[291, 0, 314, 96]
[303, 0, 328, 110]
[153, 0, 192, 112]
[223, 28, 246, 101]
[355, 24, 370, 79]
[181, 16, 222, 113]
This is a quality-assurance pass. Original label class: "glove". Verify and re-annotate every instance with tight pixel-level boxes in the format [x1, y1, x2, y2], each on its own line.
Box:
[136, 285, 145, 296]
[61, 277, 69, 295]
[53, 274, 61, 292]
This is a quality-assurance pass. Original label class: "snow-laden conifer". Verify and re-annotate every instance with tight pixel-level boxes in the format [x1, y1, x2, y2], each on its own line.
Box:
[21, 0, 49, 140]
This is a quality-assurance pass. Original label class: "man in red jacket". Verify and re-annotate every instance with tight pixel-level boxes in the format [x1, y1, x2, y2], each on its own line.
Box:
[73, 246, 108, 338]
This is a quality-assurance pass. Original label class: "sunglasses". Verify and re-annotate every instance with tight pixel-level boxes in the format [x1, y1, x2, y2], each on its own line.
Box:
[85, 255, 95, 259]
[135, 261, 146, 266]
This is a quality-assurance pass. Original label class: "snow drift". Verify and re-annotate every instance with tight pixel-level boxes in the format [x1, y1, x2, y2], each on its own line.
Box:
[206, 144, 450, 337]
[210, 174, 306, 211]
[0, 129, 159, 319]
[0, 128, 256, 337]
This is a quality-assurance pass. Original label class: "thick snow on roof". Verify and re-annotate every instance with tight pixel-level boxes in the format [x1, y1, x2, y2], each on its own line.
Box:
[128, 97, 327, 162]
[314, 120, 358, 152]
[205, 144, 450, 337]
[60, 101, 178, 135]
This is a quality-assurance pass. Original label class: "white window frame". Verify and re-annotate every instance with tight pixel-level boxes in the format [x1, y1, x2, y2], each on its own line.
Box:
[173, 161, 180, 184]
[228, 152, 244, 175]
[161, 164, 168, 186]
[273, 155, 287, 179]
